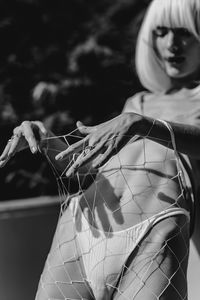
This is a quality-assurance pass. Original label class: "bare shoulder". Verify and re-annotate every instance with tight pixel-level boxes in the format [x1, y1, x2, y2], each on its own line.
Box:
[122, 91, 150, 113]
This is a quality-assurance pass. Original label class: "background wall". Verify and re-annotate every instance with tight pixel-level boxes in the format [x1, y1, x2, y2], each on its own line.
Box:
[0, 197, 60, 300]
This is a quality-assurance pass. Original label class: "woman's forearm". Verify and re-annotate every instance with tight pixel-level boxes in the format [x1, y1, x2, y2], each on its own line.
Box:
[137, 115, 200, 159]
[53, 112, 200, 176]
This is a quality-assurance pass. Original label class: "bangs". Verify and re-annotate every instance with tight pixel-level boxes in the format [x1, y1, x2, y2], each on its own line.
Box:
[150, 0, 199, 39]
[135, 0, 200, 92]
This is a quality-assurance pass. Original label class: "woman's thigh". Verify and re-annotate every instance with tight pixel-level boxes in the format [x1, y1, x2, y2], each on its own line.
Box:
[113, 215, 190, 300]
[35, 208, 94, 300]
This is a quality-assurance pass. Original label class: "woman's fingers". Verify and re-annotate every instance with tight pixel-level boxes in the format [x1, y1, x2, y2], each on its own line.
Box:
[76, 121, 96, 135]
[0, 158, 9, 168]
[0, 127, 21, 157]
[21, 121, 40, 153]
[0, 120, 47, 168]
[65, 141, 104, 177]
[55, 121, 97, 161]
[0, 142, 12, 167]
[92, 144, 115, 169]
[7, 133, 22, 157]
[32, 121, 48, 135]
[0, 130, 22, 167]
[55, 136, 88, 161]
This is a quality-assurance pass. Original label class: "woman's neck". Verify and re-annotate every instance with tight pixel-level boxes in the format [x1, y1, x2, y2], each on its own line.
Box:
[167, 71, 200, 94]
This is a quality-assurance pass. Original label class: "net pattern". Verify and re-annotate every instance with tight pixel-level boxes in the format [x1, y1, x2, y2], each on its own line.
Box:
[35, 123, 191, 300]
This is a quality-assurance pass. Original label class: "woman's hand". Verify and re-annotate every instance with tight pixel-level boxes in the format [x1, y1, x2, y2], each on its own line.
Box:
[55, 112, 142, 177]
[0, 121, 48, 168]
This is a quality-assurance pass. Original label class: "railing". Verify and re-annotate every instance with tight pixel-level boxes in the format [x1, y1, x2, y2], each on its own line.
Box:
[0, 196, 60, 300]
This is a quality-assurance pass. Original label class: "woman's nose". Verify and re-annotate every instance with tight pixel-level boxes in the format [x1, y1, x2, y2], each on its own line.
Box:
[167, 30, 180, 53]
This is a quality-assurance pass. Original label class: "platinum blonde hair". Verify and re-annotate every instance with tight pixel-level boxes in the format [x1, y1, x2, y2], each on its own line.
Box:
[135, 0, 200, 92]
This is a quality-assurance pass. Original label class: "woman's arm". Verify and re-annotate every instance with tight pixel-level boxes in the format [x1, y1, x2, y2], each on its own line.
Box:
[140, 116, 200, 158]
[0, 121, 72, 174]
[0, 120, 96, 181]
[54, 113, 200, 177]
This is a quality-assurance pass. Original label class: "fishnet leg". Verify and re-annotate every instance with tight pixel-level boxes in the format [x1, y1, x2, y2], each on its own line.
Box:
[113, 215, 189, 300]
[35, 208, 94, 300]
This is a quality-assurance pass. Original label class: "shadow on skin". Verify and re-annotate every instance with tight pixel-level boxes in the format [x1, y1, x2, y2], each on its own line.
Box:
[157, 192, 179, 206]
[74, 165, 182, 238]
[74, 174, 124, 237]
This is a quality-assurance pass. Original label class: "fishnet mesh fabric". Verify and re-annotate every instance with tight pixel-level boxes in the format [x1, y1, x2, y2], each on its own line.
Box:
[35, 124, 190, 300]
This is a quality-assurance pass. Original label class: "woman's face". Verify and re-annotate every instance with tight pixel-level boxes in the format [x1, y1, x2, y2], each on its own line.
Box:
[154, 26, 200, 82]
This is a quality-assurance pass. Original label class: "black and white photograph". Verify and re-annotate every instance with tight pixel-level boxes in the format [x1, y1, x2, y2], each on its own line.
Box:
[0, 0, 200, 299]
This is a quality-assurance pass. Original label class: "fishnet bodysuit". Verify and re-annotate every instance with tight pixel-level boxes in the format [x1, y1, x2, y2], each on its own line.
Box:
[35, 95, 193, 300]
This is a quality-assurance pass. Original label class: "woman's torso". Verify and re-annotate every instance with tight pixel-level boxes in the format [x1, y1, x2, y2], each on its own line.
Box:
[78, 89, 198, 232]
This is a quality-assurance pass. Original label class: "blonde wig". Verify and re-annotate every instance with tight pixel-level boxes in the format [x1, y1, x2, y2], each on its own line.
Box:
[135, 0, 200, 93]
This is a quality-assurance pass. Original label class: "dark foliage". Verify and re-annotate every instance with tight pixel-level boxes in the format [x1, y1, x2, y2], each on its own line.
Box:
[0, 0, 149, 200]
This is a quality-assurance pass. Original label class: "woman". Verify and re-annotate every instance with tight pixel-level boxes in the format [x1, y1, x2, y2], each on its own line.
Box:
[1, 0, 200, 299]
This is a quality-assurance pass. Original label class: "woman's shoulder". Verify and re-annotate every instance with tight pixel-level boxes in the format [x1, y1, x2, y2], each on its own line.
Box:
[123, 91, 151, 113]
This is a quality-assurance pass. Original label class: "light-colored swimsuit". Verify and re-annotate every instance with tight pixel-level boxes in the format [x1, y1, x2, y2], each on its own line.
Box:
[70, 197, 190, 300]
[68, 118, 193, 300]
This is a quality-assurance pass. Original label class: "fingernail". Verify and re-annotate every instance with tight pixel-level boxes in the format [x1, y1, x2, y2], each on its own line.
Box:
[65, 171, 70, 177]
[41, 128, 47, 134]
[66, 169, 74, 177]
[31, 146, 37, 154]
[66, 172, 73, 177]
[0, 160, 6, 168]
[55, 154, 63, 160]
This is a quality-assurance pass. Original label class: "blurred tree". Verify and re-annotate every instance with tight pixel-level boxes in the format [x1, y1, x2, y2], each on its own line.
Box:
[0, 0, 150, 200]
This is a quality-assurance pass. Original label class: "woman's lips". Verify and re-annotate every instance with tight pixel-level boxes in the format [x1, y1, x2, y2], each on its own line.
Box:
[166, 56, 185, 64]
